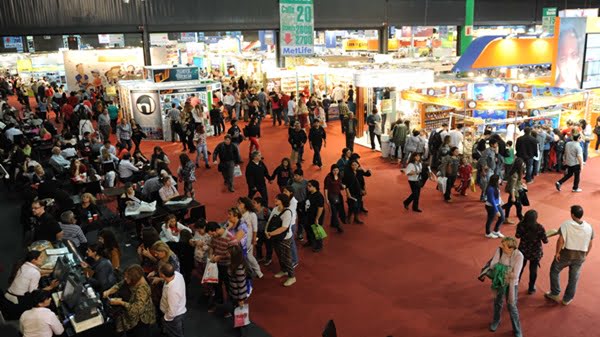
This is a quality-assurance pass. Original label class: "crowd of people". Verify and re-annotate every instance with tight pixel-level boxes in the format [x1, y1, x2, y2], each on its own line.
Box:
[0, 72, 596, 337]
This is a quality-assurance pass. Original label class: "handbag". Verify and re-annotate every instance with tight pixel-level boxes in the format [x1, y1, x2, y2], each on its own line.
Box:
[478, 248, 503, 282]
[234, 304, 251, 328]
[436, 176, 448, 194]
[520, 188, 530, 207]
[311, 223, 328, 240]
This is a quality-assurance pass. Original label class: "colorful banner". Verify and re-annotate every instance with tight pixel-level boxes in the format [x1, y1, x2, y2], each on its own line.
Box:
[542, 8, 557, 35]
[63, 49, 144, 91]
[280, 0, 314, 56]
[401, 90, 464, 109]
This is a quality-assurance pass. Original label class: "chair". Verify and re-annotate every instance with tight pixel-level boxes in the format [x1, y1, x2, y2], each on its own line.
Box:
[186, 205, 206, 224]
[322, 320, 337, 337]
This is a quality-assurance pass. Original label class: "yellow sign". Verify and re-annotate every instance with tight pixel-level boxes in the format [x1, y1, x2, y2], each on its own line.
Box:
[343, 39, 368, 51]
[16, 59, 32, 72]
[524, 93, 586, 109]
[474, 100, 518, 110]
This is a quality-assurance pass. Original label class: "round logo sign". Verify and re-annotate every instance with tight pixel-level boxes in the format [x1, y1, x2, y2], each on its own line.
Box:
[135, 95, 156, 115]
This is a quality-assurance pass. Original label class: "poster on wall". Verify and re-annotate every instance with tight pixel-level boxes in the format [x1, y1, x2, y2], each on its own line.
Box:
[151, 67, 200, 83]
[472, 83, 510, 131]
[554, 18, 586, 89]
[130, 90, 163, 140]
[63, 49, 145, 92]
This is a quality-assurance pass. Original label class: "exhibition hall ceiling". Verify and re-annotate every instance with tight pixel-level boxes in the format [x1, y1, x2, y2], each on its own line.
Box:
[0, 0, 595, 36]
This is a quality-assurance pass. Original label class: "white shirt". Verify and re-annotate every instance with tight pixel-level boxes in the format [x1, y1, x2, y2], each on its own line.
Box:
[332, 87, 345, 102]
[20, 307, 64, 337]
[223, 94, 236, 106]
[5, 127, 23, 142]
[7, 262, 40, 297]
[118, 159, 139, 178]
[60, 147, 77, 159]
[560, 219, 594, 252]
[269, 206, 293, 240]
[289, 196, 298, 227]
[406, 162, 422, 182]
[160, 271, 187, 321]
[287, 100, 296, 116]
[242, 211, 258, 248]
[448, 129, 464, 151]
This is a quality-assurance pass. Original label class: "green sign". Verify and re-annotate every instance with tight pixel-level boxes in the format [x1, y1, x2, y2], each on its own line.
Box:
[279, 0, 314, 56]
[542, 7, 557, 35]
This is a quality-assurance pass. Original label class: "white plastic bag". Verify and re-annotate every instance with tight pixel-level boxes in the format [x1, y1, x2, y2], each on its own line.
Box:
[234, 304, 251, 328]
[233, 165, 242, 177]
[201, 262, 219, 284]
[437, 176, 448, 194]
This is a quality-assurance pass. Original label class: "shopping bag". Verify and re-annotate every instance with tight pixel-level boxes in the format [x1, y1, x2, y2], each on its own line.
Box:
[436, 176, 448, 194]
[311, 223, 328, 240]
[234, 304, 251, 328]
[233, 165, 242, 177]
[470, 175, 476, 192]
[520, 189, 530, 207]
[201, 262, 219, 284]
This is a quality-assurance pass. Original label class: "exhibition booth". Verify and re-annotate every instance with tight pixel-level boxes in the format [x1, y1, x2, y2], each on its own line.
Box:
[119, 65, 221, 140]
[401, 81, 590, 142]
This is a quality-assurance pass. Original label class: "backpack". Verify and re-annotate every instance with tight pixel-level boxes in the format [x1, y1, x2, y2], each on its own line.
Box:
[266, 208, 291, 241]
[428, 130, 443, 152]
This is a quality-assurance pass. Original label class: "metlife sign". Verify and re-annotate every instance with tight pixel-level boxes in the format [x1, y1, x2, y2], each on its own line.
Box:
[279, 0, 314, 56]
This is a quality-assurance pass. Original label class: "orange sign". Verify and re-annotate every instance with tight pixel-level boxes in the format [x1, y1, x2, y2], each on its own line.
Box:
[401, 90, 464, 109]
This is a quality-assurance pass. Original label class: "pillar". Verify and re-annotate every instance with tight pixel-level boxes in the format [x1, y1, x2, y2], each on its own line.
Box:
[378, 24, 389, 54]
[275, 31, 285, 68]
[459, 0, 475, 55]
[141, 0, 151, 66]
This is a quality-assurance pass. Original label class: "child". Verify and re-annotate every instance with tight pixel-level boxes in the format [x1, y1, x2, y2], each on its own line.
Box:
[190, 219, 212, 293]
[503, 141, 515, 181]
[456, 156, 473, 196]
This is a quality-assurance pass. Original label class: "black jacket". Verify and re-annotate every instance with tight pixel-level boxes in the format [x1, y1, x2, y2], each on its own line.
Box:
[515, 134, 538, 160]
[288, 129, 307, 149]
[244, 124, 261, 138]
[245, 160, 270, 189]
[309, 126, 326, 147]
[213, 142, 241, 163]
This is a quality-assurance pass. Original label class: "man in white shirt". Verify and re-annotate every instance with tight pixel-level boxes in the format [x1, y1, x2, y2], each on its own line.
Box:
[222, 90, 236, 119]
[545, 205, 594, 305]
[20, 290, 64, 337]
[448, 123, 464, 153]
[556, 133, 584, 192]
[332, 84, 345, 103]
[159, 263, 187, 337]
[287, 93, 297, 125]
[118, 153, 140, 182]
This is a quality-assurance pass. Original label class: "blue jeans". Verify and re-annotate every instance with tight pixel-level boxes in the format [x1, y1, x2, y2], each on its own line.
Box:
[195, 143, 209, 166]
[479, 170, 493, 201]
[492, 285, 522, 336]
[549, 251, 585, 302]
[163, 314, 185, 337]
[582, 140, 590, 162]
[485, 205, 505, 234]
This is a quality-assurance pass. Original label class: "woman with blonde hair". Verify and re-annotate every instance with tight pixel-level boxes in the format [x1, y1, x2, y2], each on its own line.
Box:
[150, 241, 180, 273]
[75, 192, 100, 230]
[485, 236, 523, 337]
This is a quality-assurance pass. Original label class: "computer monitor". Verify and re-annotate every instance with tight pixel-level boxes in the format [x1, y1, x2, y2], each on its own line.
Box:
[53, 257, 69, 282]
[62, 275, 83, 310]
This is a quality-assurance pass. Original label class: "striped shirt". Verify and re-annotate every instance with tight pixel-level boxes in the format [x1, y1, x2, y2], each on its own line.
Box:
[211, 230, 237, 266]
[59, 223, 88, 247]
[227, 264, 248, 301]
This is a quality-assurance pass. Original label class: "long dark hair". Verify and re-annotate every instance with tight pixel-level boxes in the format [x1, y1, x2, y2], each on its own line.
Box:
[179, 153, 191, 167]
[9, 250, 42, 285]
[488, 174, 500, 198]
[519, 210, 539, 241]
[408, 152, 421, 164]
[508, 157, 525, 180]
[99, 229, 121, 255]
[237, 197, 255, 213]
[228, 244, 245, 274]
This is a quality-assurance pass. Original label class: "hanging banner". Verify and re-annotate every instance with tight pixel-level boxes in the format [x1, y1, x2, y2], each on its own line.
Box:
[279, 0, 314, 56]
[130, 90, 163, 140]
[150, 66, 200, 83]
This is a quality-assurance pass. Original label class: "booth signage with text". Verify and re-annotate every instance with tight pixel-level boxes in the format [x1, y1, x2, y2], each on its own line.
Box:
[279, 0, 314, 56]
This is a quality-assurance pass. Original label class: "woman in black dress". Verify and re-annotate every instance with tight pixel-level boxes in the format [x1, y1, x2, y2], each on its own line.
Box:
[515, 209, 548, 294]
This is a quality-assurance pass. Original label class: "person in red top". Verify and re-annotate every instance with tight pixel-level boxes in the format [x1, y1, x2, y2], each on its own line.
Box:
[67, 92, 79, 107]
[61, 103, 74, 129]
[456, 156, 473, 196]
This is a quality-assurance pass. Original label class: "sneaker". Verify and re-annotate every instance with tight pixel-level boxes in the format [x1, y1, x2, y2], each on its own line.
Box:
[489, 321, 500, 332]
[274, 271, 287, 279]
[572, 188, 582, 193]
[292, 262, 299, 269]
[527, 287, 537, 295]
[256, 271, 264, 279]
[283, 277, 297, 287]
[485, 233, 498, 239]
[562, 299, 573, 306]
[493, 231, 505, 238]
[544, 292, 561, 303]
[263, 259, 272, 266]
[555, 182, 561, 191]
[503, 219, 515, 225]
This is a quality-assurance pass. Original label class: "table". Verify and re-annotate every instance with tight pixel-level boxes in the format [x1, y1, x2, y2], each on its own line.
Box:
[102, 186, 126, 198]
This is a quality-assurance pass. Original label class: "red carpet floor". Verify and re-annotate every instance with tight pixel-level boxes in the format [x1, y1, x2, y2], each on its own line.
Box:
[20, 100, 600, 336]
[150, 120, 600, 337]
